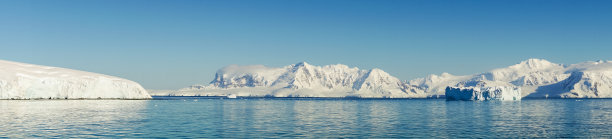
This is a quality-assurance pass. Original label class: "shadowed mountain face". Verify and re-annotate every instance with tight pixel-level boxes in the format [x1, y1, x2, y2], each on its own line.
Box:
[527, 70, 612, 98]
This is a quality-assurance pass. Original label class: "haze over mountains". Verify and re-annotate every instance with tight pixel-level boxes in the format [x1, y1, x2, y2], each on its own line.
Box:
[153, 59, 612, 98]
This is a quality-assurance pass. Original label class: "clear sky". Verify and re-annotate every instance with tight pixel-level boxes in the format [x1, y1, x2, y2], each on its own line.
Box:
[1, 0, 611, 89]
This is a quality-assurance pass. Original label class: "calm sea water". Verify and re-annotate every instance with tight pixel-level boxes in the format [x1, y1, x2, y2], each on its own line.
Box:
[1, 97, 611, 138]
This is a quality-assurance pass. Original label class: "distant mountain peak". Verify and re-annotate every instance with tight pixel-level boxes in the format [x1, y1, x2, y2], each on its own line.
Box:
[294, 61, 310, 67]
[594, 60, 609, 64]
[488, 59, 565, 74]
[368, 68, 385, 74]
[360, 68, 394, 82]
[517, 58, 558, 69]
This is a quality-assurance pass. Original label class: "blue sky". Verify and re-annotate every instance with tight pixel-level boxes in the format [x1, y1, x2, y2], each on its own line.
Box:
[1, 0, 611, 89]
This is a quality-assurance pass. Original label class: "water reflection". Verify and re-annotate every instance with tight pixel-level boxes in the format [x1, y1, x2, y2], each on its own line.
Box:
[364, 101, 399, 137]
[441, 100, 612, 138]
[0, 100, 148, 138]
[1, 98, 611, 138]
[292, 100, 361, 138]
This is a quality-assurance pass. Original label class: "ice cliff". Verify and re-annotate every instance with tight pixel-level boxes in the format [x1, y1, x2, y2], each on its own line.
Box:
[445, 86, 521, 101]
[0, 60, 151, 99]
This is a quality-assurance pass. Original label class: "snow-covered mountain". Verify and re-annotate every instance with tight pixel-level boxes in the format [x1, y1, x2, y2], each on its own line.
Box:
[153, 62, 427, 98]
[410, 59, 612, 98]
[528, 60, 612, 98]
[0, 60, 151, 99]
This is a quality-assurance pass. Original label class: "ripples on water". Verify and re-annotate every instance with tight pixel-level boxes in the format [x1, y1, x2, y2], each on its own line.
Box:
[1, 98, 611, 138]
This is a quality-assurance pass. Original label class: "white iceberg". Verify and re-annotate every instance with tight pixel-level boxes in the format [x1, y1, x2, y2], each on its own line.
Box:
[0, 60, 151, 99]
[226, 94, 237, 99]
[445, 86, 521, 101]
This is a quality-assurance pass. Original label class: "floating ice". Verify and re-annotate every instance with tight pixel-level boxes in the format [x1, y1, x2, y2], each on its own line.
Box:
[226, 94, 237, 99]
[445, 86, 521, 101]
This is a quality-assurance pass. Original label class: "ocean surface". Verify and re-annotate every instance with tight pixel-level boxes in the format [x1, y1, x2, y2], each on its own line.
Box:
[1, 97, 611, 138]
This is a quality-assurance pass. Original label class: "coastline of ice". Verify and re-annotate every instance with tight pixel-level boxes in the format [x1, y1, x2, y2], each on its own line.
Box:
[0, 60, 151, 100]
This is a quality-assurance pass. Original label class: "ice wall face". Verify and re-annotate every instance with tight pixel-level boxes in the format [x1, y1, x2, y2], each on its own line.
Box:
[165, 62, 427, 98]
[445, 86, 521, 101]
[0, 60, 151, 99]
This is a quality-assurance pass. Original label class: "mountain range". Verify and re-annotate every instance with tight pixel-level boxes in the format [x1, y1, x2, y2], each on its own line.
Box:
[152, 59, 612, 98]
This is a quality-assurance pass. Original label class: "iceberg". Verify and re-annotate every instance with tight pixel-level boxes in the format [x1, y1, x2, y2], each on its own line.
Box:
[0, 60, 151, 99]
[445, 86, 521, 101]
[226, 94, 237, 99]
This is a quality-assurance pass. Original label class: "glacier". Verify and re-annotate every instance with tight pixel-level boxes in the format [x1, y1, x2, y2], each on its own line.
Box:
[150, 62, 428, 98]
[0, 60, 151, 99]
[445, 86, 521, 101]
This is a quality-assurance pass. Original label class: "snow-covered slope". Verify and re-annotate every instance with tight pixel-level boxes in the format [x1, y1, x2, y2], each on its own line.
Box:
[445, 86, 521, 101]
[408, 72, 471, 94]
[154, 62, 427, 98]
[527, 60, 612, 98]
[410, 59, 612, 98]
[0, 60, 151, 99]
